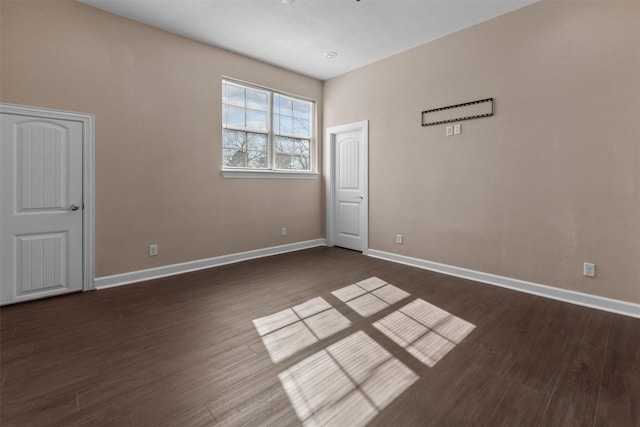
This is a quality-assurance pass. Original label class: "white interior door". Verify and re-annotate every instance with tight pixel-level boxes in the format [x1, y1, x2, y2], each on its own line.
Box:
[1, 113, 84, 304]
[326, 121, 368, 252]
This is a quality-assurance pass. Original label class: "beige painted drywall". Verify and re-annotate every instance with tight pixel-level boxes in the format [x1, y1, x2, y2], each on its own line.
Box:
[0, 0, 323, 277]
[324, 1, 640, 304]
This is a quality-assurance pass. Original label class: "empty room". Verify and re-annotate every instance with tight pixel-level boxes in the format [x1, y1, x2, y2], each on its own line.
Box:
[1, 0, 639, 426]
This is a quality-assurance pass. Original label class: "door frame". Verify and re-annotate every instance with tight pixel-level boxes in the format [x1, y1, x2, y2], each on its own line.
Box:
[324, 120, 369, 254]
[0, 102, 95, 293]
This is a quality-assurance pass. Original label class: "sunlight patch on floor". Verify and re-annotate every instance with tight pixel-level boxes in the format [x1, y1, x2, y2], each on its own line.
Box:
[253, 297, 351, 363]
[254, 278, 475, 425]
[373, 298, 476, 367]
[331, 277, 410, 317]
[279, 331, 419, 427]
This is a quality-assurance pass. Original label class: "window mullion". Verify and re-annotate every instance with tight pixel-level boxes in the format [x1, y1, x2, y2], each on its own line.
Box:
[271, 93, 275, 170]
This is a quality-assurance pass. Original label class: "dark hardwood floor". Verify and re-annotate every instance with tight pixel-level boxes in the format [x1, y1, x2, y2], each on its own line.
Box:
[1, 247, 638, 426]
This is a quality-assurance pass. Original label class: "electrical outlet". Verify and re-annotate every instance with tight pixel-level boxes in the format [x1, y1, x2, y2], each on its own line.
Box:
[583, 262, 596, 277]
[396, 234, 403, 244]
[453, 124, 461, 135]
[281, 227, 287, 237]
[149, 244, 158, 257]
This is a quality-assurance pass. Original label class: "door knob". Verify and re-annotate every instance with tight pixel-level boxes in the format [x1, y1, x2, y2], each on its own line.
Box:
[67, 204, 80, 211]
[356, 195, 364, 199]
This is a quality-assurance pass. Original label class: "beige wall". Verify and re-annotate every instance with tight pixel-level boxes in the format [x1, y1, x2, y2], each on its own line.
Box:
[1, 0, 324, 277]
[324, 1, 640, 303]
[3, 0, 639, 305]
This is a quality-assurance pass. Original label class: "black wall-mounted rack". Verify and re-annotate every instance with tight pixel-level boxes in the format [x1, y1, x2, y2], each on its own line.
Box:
[422, 98, 494, 126]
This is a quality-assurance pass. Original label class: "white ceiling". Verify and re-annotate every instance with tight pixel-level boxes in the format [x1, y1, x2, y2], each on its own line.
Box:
[77, 0, 537, 81]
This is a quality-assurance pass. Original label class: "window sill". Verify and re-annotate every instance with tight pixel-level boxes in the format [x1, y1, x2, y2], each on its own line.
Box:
[221, 170, 320, 179]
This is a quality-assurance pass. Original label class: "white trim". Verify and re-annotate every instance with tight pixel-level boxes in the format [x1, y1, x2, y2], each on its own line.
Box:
[325, 121, 369, 254]
[95, 239, 327, 290]
[222, 170, 319, 179]
[0, 102, 95, 292]
[367, 249, 640, 319]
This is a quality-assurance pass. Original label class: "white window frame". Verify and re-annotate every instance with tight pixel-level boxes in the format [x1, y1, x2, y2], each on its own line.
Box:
[221, 79, 319, 179]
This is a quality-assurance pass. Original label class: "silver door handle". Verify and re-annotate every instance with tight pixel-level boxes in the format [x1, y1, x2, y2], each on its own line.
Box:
[67, 204, 80, 211]
[356, 195, 364, 199]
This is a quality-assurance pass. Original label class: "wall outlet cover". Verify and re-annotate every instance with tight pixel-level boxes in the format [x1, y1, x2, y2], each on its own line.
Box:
[583, 262, 596, 277]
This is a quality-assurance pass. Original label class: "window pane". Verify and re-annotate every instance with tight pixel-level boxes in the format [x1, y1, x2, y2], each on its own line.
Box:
[223, 148, 247, 168]
[276, 115, 292, 134]
[293, 99, 310, 118]
[277, 95, 293, 116]
[246, 90, 267, 111]
[223, 129, 246, 150]
[223, 148, 269, 169]
[247, 150, 268, 169]
[224, 130, 269, 168]
[223, 106, 244, 128]
[275, 135, 292, 153]
[246, 110, 267, 131]
[275, 136, 310, 171]
[293, 118, 310, 137]
[224, 84, 244, 108]
[247, 132, 268, 151]
[276, 153, 310, 170]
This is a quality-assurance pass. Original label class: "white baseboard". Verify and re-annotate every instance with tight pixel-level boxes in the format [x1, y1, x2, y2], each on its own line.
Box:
[367, 249, 640, 319]
[94, 242, 639, 319]
[95, 239, 327, 290]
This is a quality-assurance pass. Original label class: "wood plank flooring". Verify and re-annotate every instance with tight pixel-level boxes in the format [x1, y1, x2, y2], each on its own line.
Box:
[1, 247, 638, 426]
